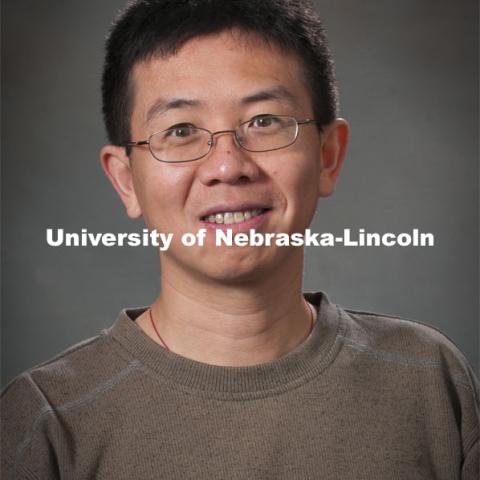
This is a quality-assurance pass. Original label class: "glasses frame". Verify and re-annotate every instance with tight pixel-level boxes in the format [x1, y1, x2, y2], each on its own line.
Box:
[122, 115, 318, 164]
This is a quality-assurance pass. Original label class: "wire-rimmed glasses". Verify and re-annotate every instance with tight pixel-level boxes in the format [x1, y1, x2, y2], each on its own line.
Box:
[122, 115, 318, 163]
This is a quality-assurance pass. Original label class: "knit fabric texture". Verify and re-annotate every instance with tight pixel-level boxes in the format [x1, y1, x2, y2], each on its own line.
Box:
[1, 292, 479, 479]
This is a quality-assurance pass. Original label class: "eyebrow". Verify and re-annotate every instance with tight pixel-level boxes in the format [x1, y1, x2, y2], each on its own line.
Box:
[145, 98, 202, 124]
[144, 85, 297, 125]
[240, 86, 297, 106]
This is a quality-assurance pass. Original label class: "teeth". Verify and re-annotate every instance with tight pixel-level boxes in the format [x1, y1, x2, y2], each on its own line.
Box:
[224, 212, 234, 224]
[204, 209, 264, 224]
[234, 212, 244, 222]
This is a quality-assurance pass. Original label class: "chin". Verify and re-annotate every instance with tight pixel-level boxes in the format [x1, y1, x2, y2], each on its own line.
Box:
[188, 245, 300, 286]
[199, 264, 273, 286]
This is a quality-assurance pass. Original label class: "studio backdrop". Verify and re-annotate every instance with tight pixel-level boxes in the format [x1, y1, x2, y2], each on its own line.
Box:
[2, 0, 479, 387]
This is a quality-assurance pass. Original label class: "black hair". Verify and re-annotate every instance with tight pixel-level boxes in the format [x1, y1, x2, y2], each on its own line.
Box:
[102, 0, 338, 145]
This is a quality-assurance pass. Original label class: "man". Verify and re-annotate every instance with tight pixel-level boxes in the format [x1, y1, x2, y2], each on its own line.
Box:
[2, 1, 478, 478]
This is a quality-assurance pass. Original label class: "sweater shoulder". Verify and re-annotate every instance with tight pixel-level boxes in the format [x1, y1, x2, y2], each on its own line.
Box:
[1, 325, 138, 408]
[339, 306, 479, 397]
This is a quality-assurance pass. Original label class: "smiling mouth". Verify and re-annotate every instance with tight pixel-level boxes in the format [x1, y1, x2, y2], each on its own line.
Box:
[201, 208, 269, 225]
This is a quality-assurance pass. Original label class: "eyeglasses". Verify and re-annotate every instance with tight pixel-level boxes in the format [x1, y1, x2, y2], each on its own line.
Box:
[122, 115, 318, 163]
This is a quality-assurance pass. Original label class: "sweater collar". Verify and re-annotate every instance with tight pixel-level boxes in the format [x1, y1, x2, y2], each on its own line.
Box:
[107, 292, 345, 399]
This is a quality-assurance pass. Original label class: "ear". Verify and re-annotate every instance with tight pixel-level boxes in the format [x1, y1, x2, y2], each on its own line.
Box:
[318, 118, 349, 197]
[100, 145, 142, 219]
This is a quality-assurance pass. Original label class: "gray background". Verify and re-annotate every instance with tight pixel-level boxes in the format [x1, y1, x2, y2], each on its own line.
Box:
[2, 0, 479, 387]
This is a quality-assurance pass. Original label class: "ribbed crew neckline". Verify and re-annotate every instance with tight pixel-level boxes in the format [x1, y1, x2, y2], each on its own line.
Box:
[106, 292, 345, 399]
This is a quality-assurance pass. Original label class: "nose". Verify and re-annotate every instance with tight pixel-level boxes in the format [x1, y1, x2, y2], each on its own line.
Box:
[197, 130, 261, 186]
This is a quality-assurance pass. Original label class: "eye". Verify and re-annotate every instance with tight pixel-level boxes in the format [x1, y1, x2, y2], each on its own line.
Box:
[248, 115, 282, 129]
[164, 123, 196, 138]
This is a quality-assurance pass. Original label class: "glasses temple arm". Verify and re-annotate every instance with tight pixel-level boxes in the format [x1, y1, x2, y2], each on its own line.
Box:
[122, 140, 149, 147]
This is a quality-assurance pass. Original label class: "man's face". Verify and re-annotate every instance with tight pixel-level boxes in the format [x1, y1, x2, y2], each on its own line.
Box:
[104, 30, 346, 284]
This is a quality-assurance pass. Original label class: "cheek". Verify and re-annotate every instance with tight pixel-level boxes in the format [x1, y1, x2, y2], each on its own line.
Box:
[282, 154, 319, 197]
[276, 154, 319, 222]
[132, 163, 194, 228]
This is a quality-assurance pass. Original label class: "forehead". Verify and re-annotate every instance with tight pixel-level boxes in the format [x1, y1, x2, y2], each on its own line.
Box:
[130, 30, 312, 129]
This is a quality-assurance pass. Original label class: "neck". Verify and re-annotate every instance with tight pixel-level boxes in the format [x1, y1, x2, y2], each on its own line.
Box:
[137, 250, 315, 367]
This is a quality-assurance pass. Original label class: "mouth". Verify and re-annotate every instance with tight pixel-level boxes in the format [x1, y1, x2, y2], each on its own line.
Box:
[199, 204, 272, 232]
[201, 208, 269, 225]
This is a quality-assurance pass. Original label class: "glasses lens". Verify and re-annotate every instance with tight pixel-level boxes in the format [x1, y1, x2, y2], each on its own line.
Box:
[238, 115, 298, 152]
[149, 126, 211, 163]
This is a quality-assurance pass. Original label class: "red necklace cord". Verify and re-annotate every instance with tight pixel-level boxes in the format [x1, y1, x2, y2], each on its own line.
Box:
[307, 302, 315, 336]
[149, 308, 171, 351]
[148, 302, 316, 352]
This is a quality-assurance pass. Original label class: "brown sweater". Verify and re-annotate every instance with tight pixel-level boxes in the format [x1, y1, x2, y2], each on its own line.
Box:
[1, 292, 479, 479]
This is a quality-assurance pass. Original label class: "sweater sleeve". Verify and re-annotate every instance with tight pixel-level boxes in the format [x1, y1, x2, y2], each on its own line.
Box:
[1, 373, 60, 480]
[462, 438, 479, 480]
